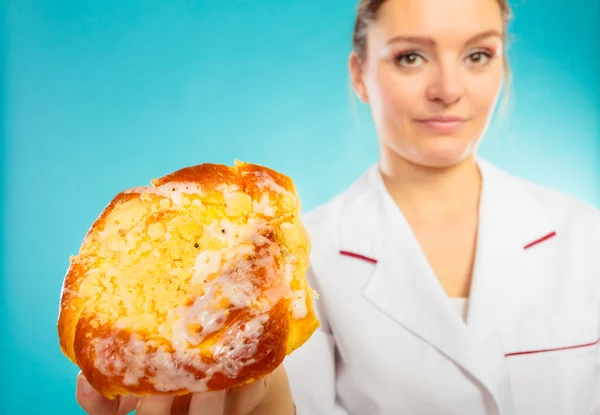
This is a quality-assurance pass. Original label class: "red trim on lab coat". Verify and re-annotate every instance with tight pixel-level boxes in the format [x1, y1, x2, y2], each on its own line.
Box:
[505, 338, 600, 357]
[339, 250, 378, 264]
[524, 231, 557, 250]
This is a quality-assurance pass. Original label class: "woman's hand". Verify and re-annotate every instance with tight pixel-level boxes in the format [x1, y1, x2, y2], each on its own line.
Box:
[75, 365, 295, 415]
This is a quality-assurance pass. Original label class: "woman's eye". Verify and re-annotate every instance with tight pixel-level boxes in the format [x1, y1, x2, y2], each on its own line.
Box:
[395, 53, 424, 67]
[467, 51, 492, 65]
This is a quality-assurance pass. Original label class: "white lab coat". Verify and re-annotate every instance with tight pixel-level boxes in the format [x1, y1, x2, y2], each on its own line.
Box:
[284, 158, 600, 415]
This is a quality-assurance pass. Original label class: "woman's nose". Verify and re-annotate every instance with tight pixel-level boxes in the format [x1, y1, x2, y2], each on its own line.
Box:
[425, 65, 464, 106]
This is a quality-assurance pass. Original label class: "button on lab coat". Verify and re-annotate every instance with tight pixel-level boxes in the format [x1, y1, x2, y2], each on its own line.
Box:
[284, 159, 600, 415]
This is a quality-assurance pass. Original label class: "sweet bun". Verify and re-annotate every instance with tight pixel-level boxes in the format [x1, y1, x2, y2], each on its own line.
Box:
[57, 160, 319, 399]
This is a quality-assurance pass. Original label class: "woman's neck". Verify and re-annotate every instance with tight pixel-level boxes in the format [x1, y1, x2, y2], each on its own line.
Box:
[379, 150, 482, 221]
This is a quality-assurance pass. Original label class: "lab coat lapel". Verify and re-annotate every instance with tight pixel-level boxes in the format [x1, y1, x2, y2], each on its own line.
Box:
[467, 159, 555, 329]
[368, 164, 509, 407]
[337, 162, 485, 346]
[460, 159, 556, 413]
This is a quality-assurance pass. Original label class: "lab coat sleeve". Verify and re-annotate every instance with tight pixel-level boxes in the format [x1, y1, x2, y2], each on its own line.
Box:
[589, 304, 600, 414]
[587, 301, 600, 414]
[586, 215, 600, 414]
[283, 267, 349, 415]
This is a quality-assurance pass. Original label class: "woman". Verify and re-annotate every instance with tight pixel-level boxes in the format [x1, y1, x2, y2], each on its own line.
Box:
[76, 0, 600, 413]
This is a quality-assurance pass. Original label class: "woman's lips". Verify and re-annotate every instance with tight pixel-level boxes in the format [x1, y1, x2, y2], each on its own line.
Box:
[415, 116, 469, 134]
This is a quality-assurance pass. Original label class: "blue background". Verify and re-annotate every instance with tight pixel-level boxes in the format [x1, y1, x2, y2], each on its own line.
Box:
[2, 0, 599, 413]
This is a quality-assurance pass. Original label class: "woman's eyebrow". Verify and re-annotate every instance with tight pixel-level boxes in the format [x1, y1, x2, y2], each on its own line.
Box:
[385, 29, 502, 47]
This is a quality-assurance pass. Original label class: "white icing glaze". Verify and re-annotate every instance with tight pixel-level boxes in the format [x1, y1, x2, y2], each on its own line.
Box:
[145, 345, 203, 391]
[281, 259, 295, 286]
[124, 182, 205, 205]
[210, 314, 270, 377]
[291, 290, 308, 319]
[123, 335, 148, 385]
[245, 170, 294, 197]
[192, 250, 226, 286]
[92, 333, 147, 386]
[185, 225, 283, 342]
[253, 193, 275, 217]
[182, 236, 267, 346]
[204, 218, 248, 245]
[182, 294, 228, 344]
[216, 183, 240, 200]
[93, 313, 271, 393]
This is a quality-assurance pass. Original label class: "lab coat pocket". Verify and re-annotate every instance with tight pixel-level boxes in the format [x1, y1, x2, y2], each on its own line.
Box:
[499, 308, 599, 415]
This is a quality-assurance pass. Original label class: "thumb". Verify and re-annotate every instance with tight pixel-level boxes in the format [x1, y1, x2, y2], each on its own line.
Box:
[76, 372, 140, 415]
[76, 372, 119, 415]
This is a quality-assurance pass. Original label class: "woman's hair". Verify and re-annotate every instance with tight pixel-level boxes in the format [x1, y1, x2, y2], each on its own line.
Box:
[351, 0, 514, 113]
[352, 0, 513, 63]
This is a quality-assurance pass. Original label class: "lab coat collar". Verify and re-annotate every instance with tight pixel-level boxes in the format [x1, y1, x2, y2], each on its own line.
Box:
[336, 157, 555, 414]
[337, 158, 554, 260]
[336, 163, 393, 263]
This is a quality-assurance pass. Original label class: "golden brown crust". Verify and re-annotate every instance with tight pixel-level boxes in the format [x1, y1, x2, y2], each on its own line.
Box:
[151, 163, 240, 189]
[58, 192, 142, 364]
[57, 160, 319, 399]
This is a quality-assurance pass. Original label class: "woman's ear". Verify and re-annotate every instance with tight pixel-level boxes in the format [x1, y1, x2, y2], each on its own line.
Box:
[348, 51, 369, 103]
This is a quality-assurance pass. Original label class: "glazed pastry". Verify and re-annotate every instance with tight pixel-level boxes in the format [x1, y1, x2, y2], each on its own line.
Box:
[57, 161, 319, 399]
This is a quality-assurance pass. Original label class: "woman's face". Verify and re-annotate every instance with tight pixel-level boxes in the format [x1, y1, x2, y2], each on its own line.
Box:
[350, 0, 505, 168]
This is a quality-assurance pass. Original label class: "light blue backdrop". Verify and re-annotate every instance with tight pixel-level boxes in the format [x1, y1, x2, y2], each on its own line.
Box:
[2, 0, 599, 413]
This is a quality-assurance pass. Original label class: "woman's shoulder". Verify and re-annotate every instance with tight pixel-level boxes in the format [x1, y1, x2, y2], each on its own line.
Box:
[300, 164, 379, 233]
[299, 192, 345, 253]
[509, 169, 599, 223]
[486, 160, 600, 236]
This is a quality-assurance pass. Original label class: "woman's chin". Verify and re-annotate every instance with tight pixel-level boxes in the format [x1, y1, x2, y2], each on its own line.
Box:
[408, 142, 476, 169]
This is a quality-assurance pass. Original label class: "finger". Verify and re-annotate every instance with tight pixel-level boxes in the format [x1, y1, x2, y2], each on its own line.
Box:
[189, 390, 226, 415]
[76, 372, 119, 415]
[116, 393, 191, 415]
[115, 395, 140, 415]
[135, 395, 175, 415]
[170, 394, 193, 415]
[225, 377, 269, 414]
